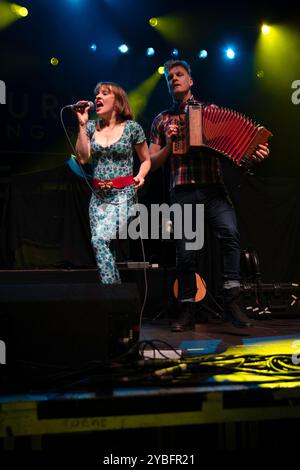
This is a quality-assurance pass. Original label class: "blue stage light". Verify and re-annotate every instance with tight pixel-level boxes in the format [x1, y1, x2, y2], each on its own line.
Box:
[118, 44, 129, 54]
[89, 43, 97, 52]
[146, 47, 155, 56]
[171, 48, 179, 57]
[198, 49, 208, 59]
[226, 48, 235, 59]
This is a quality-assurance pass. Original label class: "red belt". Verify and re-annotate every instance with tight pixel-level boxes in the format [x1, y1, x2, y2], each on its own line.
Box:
[92, 175, 134, 190]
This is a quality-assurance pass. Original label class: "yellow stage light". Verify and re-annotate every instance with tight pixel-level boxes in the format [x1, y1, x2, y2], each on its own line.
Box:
[255, 24, 300, 90]
[151, 14, 196, 48]
[11, 3, 28, 17]
[149, 18, 158, 27]
[128, 71, 161, 118]
[50, 57, 59, 66]
[158, 66, 165, 75]
[0, 2, 28, 29]
[261, 24, 271, 35]
[18, 6, 28, 17]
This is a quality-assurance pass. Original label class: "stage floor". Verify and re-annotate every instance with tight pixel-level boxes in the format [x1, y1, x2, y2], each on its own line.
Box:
[1, 269, 300, 451]
[141, 316, 300, 355]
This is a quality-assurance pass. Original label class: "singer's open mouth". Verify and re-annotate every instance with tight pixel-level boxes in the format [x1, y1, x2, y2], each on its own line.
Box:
[96, 101, 104, 109]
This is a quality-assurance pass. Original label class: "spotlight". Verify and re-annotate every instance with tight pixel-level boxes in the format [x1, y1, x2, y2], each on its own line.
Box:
[118, 44, 129, 54]
[198, 49, 208, 59]
[50, 57, 59, 66]
[18, 6, 28, 17]
[146, 47, 155, 57]
[157, 66, 165, 75]
[11, 4, 28, 17]
[261, 24, 271, 35]
[226, 48, 235, 59]
[171, 48, 179, 57]
[89, 43, 97, 52]
[149, 18, 158, 27]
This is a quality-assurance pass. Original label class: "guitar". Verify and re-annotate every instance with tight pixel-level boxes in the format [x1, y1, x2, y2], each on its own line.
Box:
[173, 273, 207, 302]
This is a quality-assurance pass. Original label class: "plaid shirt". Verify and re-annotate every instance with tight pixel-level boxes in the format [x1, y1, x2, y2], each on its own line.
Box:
[150, 97, 223, 189]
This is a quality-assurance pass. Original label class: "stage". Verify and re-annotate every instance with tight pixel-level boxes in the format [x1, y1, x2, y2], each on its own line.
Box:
[1, 0, 300, 460]
[1, 268, 300, 453]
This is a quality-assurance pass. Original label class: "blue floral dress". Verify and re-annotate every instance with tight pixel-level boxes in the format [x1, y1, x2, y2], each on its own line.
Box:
[86, 119, 146, 284]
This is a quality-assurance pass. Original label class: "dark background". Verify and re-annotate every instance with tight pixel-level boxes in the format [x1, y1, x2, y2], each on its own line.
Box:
[0, 0, 299, 283]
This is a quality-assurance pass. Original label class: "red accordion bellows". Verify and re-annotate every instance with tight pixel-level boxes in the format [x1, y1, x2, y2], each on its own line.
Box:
[172, 104, 272, 167]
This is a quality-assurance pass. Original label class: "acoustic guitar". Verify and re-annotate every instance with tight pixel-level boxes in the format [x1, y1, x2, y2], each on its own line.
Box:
[173, 273, 206, 302]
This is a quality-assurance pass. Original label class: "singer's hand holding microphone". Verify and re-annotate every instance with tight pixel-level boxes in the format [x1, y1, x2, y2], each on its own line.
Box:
[68, 100, 94, 126]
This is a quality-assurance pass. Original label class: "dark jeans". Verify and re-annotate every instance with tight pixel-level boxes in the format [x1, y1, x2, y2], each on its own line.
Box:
[170, 184, 240, 301]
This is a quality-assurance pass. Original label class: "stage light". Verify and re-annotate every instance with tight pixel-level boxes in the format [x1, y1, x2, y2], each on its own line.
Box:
[50, 57, 59, 66]
[17, 6, 28, 17]
[150, 15, 196, 49]
[261, 24, 271, 35]
[128, 71, 161, 118]
[11, 4, 28, 17]
[198, 49, 208, 59]
[171, 48, 179, 57]
[146, 47, 155, 57]
[254, 24, 300, 90]
[226, 48, 235, 59]
[149, 18, 158, 27]
[0, 2, 28, 29]
[89, 43, 97, 52]
[158, 66, 165, 75]
[118, 44, 129, 54]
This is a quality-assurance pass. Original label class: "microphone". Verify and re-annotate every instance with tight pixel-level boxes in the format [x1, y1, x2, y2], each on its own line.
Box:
[66, 101, 95, 110]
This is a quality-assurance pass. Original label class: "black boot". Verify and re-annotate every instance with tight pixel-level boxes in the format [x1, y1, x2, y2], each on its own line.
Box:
[171, 302, 196, 332]
[223, 287, 252, 328]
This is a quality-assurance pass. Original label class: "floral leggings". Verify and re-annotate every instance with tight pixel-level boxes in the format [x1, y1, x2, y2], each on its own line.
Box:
[89, 186, 136, 284]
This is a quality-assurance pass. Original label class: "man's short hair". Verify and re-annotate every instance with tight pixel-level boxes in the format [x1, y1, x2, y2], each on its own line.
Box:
[164, 59, 192, 79]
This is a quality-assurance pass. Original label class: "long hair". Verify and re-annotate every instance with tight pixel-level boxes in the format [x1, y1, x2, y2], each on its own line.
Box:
[94, 82, 133, 122]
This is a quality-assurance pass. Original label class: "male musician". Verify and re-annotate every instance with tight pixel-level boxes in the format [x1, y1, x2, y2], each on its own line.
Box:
[149, 60, 269, 332]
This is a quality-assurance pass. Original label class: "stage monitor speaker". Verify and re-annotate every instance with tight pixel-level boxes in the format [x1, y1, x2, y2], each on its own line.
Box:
[0, 282, 140, 368]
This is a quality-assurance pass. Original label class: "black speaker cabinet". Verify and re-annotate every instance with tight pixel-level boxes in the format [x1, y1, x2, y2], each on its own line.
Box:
[0, 282, 140, 367]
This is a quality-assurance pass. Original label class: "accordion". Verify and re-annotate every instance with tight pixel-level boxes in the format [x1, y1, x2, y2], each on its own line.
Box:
[172, 103, 272, 167]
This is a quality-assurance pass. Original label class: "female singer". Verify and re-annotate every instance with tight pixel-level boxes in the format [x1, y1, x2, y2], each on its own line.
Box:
[75, 82, 151, 284]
